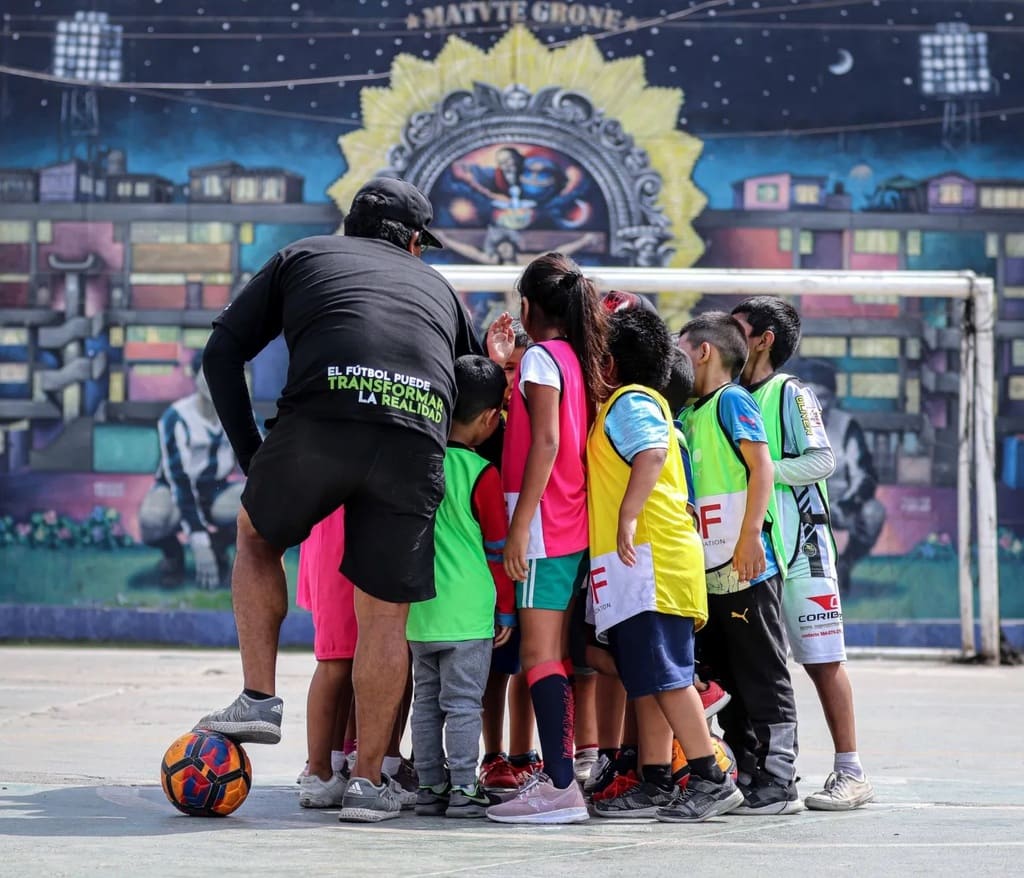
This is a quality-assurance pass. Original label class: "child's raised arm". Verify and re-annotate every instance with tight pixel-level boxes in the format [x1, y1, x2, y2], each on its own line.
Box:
[734, 439, 773, 582]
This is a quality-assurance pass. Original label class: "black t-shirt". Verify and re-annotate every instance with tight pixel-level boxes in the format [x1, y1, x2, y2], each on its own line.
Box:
[213, 235, 483, 449]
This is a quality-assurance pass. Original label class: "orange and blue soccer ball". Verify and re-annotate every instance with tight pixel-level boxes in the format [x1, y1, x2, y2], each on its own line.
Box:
[161, 729, 252, 816]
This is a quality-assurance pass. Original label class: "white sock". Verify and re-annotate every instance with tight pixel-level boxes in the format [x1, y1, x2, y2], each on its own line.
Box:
[331, 750, 346, 774]
[381, 755, 402, 776]
[834, 751, 864, 780]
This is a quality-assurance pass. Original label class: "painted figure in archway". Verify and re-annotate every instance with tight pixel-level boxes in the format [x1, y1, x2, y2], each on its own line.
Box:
[443, 143, 598, 233]
[137, 351, 241, 589]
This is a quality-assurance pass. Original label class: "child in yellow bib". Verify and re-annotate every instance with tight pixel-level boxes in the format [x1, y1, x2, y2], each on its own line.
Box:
[586, 308, 742, 823]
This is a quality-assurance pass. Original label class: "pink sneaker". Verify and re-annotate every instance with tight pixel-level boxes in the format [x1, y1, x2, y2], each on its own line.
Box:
[700, 680, 731, 719]
[486, 774, 590, 825]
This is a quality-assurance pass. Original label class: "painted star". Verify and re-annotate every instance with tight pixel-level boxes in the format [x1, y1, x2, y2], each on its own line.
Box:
[406, 13, 420, 28]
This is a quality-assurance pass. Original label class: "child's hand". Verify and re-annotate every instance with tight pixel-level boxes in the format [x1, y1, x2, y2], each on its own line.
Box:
[494, 625, 513, 648]
[732, 530, 766, 583]
[486, 312, 515, 366]
[617, 515, 638, 567]
[504, 523, 530, 583]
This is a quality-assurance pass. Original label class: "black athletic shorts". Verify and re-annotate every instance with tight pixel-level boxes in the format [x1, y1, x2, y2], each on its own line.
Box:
[241, 414, 445, 604]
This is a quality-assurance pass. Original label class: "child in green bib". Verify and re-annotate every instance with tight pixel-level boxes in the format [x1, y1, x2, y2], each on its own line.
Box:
[732, 295, 873, 812]
[677, 311, 802, 815]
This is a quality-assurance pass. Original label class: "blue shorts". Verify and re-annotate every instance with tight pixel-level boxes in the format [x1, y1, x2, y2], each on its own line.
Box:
[606, 612, 696, 701]
[489, 625, 522, 675]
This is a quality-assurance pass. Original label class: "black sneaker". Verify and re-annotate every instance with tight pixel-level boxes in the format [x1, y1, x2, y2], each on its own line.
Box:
[445, 783, 501, 818]
[733, 774, 804, 815]
[594, 781, 675, 818]
[655, 774, 745, 823]
[415, 783, 450, 816]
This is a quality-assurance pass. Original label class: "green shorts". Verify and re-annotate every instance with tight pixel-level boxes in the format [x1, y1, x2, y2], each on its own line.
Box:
[516, 550, 589, 611]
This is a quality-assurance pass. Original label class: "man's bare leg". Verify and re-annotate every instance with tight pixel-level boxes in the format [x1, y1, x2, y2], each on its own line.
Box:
[351, 587, 410, 785]
[232, 508, 288, 695]
[194, 509, 288, 743]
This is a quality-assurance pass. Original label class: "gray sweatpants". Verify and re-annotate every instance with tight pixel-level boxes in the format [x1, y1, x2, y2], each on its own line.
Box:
[409, 638, 492, 788]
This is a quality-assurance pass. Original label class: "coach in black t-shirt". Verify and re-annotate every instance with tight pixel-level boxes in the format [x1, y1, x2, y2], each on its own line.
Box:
[195, 178, 483, 818]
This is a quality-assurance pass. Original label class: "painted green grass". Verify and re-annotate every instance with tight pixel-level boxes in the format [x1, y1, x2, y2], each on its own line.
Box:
[0, 545, 300, 610]
[844, 557, 1023, 620]
[0, 546, 1018, 621]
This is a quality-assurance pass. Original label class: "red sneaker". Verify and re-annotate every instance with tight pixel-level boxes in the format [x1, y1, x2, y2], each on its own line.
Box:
[700, 680, 731, 719]
[511, 758, 544, 786]
[480, 754, 519, 791]
[591, 770, 640, 802]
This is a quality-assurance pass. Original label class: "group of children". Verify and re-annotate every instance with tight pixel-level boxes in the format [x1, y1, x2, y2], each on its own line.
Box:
[295, 251, 875, 825]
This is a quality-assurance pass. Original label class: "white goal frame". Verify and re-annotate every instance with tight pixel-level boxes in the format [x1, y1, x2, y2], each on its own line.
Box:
[438, 265, 1001, 664]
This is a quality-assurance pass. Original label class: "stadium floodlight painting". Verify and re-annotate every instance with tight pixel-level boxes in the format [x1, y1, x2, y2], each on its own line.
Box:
[0, 0, 1021, 644]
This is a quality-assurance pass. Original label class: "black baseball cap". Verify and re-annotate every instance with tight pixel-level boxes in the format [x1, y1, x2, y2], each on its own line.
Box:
[351, 177, 444, 249]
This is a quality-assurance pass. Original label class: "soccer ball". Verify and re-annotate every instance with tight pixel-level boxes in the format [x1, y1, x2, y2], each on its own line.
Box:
[711, 733, 739, 782]
[672, 734, 740, 788]
[161, 729, 252, 816]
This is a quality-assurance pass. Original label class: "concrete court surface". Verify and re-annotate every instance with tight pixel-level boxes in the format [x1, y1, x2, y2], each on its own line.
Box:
[1, 647, 1023, 877]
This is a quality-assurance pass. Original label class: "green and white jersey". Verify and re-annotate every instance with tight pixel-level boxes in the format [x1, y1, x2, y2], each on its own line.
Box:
[750, 373, 838, 580]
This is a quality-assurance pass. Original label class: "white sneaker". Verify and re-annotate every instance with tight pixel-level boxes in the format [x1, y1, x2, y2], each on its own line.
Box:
[296, 762, 309, 784]
[574, 747, 599, 785]
[583, 752, 612, 795]
[804, 771, 874, 811]
[298, 772, 348, 809]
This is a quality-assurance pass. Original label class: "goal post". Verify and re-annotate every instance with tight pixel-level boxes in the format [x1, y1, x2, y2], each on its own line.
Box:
[438, 265, 1001, 664]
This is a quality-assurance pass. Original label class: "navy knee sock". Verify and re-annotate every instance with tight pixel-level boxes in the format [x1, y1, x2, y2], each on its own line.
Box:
[526, 661, 575, 789]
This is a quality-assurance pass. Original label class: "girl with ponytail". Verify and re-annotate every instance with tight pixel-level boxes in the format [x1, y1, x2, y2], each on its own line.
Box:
[487, 252, 608, 825]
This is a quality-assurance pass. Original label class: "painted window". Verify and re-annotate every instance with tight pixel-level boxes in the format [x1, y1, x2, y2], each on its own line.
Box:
[979, 187, 1024, 209]
[907, 230, 922, 256]
[135, 181, 151, 198]
[777, 229, 813, 254]
[0, 221, 31, 243]
[851, 338, 901, 358]
[850, 373, 900, 398]
[1005, 234, 1024, 258]
[80, 175, 93, 194]
[793, 184, 821, 205]
[202, 174, 224, 197]
[938, 183, 963, 204]
[800, 337, 847, 357]
[131, 223, 188, 244]
[233, 177, 259, 202]
[756, 183, 780, 203]
[117, 181, 133, 197]
[853, 229, 899, 254]
[189, 223, 234, 244]
[261, 177, 283, 201]
[905, 377, 920, 415]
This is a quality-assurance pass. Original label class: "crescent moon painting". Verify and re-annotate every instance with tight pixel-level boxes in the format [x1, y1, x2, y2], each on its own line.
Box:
[829, 49, 854, 76]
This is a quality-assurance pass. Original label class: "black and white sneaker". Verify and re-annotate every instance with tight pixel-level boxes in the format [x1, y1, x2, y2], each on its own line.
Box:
[594, 781, 675, 818]
[733, 774, 804, 815]
[656, 775, 745, 823]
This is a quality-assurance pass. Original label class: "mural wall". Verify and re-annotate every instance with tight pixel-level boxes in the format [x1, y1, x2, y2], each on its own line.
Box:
[0, 0, 1022, 634]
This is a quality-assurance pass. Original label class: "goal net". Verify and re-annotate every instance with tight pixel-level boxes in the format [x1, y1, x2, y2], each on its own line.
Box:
[438, 265, 1001, 663]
